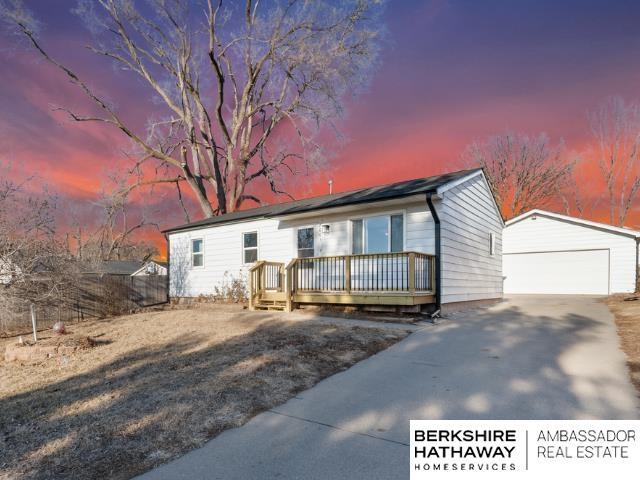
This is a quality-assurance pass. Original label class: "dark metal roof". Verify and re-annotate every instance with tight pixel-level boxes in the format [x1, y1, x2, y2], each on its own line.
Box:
[163, 168, 481, 234]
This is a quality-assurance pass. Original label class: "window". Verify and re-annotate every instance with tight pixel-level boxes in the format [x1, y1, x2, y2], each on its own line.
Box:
[351, 214, 404, 254]
[243, 232, 258, 263]
[390, 214, 404, 252]
[489, 232, 495, 256]
[297, 228, 315, 258]
[191, 239, 203, 267]
[352, 219, 363, 254]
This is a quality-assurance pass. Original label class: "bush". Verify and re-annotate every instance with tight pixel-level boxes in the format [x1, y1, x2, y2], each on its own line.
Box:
[212, 272, 248, 303]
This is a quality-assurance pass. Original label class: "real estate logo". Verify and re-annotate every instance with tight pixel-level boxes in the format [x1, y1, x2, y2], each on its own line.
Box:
[410, 420, 640, 479]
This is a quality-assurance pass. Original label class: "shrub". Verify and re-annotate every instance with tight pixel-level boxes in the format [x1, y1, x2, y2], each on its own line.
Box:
[213, 272, 248, 303]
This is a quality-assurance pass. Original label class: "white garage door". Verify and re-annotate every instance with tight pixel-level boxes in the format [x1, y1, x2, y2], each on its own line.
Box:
[503, 249, 610, 294]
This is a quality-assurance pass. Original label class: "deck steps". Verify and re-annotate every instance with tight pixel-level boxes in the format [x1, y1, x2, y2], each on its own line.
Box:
[253, 300, 287, 311]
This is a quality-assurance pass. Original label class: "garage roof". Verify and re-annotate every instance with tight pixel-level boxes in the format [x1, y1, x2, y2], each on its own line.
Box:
[507, 209, 640, 238]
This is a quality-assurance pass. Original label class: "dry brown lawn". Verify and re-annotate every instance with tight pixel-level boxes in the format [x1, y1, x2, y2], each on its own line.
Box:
[605, 295, 640, 395]
[0, 305, 408, 480]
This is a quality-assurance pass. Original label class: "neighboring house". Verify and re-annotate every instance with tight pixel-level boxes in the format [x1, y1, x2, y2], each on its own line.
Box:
[0, 258, 20, 285]
[503, 209, 640, 295]
[164, 168, 504, 312]
[131, 260, 168, 276]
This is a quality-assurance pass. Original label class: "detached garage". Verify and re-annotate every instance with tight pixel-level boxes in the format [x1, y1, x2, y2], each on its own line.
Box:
[503, 209, 640, 295]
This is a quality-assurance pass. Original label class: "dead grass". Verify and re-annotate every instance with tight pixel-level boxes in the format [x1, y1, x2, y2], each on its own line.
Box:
[605, 295, 640, 395]
[0, 304, 408, 480]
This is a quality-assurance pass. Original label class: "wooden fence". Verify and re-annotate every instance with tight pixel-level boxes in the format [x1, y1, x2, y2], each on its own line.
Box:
[0, 274, 168, 337]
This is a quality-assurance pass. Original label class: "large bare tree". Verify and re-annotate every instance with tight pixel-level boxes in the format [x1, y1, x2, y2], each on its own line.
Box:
[461, 132, 574, 219]
[1, 0, 385, 217]
[590, 96, 640, 226]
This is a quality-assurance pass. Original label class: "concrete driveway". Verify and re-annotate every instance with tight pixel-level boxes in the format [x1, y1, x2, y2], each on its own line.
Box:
[138, 295, 639, 480]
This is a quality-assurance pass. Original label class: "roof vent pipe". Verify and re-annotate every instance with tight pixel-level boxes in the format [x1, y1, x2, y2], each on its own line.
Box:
[328, 180, 333, 194]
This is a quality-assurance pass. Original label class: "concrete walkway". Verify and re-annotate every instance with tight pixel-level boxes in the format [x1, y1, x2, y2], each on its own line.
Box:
[138, 296, 639, 480]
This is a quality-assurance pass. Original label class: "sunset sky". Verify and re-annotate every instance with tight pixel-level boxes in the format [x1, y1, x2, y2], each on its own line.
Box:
[1, 0, 639, 254]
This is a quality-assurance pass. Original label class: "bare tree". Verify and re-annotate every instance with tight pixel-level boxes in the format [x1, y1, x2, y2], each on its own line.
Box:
[590, 96, 640, 226]
[559, 154, 603, 219]
[1, 0, 385, 218]
[461, 132, 574, 219]
[0, 169, 76, 331]
[66, 184, 159, 262]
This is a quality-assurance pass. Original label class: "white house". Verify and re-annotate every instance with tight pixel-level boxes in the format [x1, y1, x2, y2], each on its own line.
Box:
[503, 209, 640, 295]
[164, 168, 504, 312]
[131, 260, 168, 277]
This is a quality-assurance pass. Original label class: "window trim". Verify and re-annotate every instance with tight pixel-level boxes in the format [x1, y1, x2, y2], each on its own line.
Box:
[242, 231, 259, 264]
[191, 238, 204, 268]
[296, 226, 315, 258]
[349, 210, 406, 254]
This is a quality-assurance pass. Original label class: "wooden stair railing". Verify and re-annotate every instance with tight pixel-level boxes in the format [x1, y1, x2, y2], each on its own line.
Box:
[249, 261, 287, 311]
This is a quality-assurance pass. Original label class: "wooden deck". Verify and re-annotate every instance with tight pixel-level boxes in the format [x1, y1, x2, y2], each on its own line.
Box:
[249, 252, 436, 311]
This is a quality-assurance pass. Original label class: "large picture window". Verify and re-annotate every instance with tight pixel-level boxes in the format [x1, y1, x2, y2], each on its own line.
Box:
[297, 227, 315, 258]
[351, 214, 404, 254]
[243, 232, 258, 263]
[191, 239, 204, 267]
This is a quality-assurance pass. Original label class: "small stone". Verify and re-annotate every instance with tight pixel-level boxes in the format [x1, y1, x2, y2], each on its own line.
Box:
[52, 322, 66, 335]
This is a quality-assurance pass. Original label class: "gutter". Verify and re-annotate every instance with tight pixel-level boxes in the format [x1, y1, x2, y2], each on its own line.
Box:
[426, 194, 442, 310]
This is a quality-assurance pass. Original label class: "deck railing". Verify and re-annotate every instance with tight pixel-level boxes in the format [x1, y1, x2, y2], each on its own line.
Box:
[290, 252, 435, 294]
[249, 252, 435, 311]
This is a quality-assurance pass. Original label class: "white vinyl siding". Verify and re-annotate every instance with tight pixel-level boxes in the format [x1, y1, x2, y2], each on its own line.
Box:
[503, 214, 637, 294]
[438, 174, 504, 304]
[282, 202, 435, 258]
[169, 200, 435, 298]
[169, 218, 294, 297]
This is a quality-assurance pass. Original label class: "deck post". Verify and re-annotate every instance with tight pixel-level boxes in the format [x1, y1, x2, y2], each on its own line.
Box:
[279, 264, 285, 292]
[285, 259, 297, 312]
[345, 255, 351, 293]
[248, 268, 255, 310]
[248, 261, 265, 311]
[429, 255, 436, 293]
[408, 252, 416, 294]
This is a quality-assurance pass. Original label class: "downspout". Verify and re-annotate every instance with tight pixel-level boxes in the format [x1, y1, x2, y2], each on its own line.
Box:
[165, 233, 171, 304]
[426, 194, 441, 311]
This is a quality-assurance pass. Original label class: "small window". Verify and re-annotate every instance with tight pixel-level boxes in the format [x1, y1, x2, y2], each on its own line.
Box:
[297, 228, 315, 258]
[243, 232, 258, 263]
[489, 232, 495, 256]
[192, 239, 204, 267]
